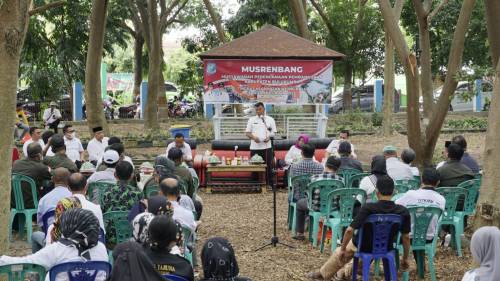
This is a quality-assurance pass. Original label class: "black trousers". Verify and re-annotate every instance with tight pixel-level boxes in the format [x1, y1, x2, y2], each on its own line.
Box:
[250, 148, 274, 186]
[48, 119, 61, 133]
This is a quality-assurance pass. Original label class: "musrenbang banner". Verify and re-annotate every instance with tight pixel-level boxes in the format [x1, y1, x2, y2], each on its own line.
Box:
[203, 59, 333, 104]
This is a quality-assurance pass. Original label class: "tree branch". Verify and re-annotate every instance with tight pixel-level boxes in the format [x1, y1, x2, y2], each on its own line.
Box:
[29, 0, 66, 16]
[428, 0, 450, 24]
[162, 0, 188, 31]
[309, 0, 337, 49]
[120, 21, 137, 37]
[160, 0, 181, 27]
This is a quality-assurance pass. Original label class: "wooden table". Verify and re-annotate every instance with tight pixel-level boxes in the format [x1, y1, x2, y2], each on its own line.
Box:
[205, 164, 267, 192]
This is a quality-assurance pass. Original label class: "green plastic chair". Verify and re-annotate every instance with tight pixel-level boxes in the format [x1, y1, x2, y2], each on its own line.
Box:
[144, 184, 160, 198]
[457, 179, 481, 216]
[401, 206, 443, 281]
[320, 188, 367, 253]
[0, 263, 46, 281]
[103, 211, 132, 245]
[346, 172, 370, 188]
[178, 179, 188, 195]
[474, 173, 482, 184]
[436, 187, 468, 257]
[9, 174, 39, 243]
[288, 174, 311, 234]
[394, 183, 410, 194]
[306, 179, 345, 247]
[193, 177, 200, 196]
[87, 182, 115, 205]
[182, 226, 195, 265]
[338, 168, 364, 186]
[414, 175, 422, 185]
[396, 179, 420, 190]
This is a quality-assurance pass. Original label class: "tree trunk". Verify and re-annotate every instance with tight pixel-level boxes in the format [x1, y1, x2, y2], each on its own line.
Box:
[485, 0, 500, 67]
[289, 0, 310, 39]
[309, 0, 337, 49]
[0, 0, 30, 252]
[382, 32, 395, 136]
[342, 62, 353, 111]
[144, 0, 161, 130]
[475, 60, 500, 228]
[202, 0, 226, 43]
[417, 22, 435, 119]
[84, 0, 109, 134]
[133, 33, 144, 99]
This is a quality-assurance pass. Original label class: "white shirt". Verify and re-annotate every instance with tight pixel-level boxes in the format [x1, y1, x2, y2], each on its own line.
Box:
[461, 270, 479, 281]
[0, 242, 108, 281]
[359, 175, 377, 202]
[64, 136, 84, 162]
[87, 168, 116, 184]
[73, 194, 105, 232]
[409, 166, 420, 176]
[43, 108, 62, 124]
[386, 157, 414, 180]
[37, 186, 72, 227]
[326, 139, 357, 158]
[23, 139, 45, 157]
[170, 201, 196, 232]
[245, 115, 277, 150]
[284, 145, 317, 165]
[87, 137, 109, 162]
[396, 188, 446, 240]
[96, 155, 134, 170]
[166, 142, 193, 162]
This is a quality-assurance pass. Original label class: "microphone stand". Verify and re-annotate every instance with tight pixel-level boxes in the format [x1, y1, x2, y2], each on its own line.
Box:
[255, 133, 295, 251]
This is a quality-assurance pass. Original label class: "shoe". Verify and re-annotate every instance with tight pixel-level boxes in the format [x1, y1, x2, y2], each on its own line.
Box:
[306, 271, 323, 280]
[292, 234, 306, 241]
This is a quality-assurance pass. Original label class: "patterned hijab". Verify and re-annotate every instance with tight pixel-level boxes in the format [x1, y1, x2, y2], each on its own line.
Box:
[295, 134, 310, 148]
[470, 226, 500, 281]
[201, 237, 240, 281]
[154, 156, 177, 179]
[51, 196, 82, 242]
[59, 208, 100, 259]
[132, 212, 155, 244]
[147, 195, 174, 216]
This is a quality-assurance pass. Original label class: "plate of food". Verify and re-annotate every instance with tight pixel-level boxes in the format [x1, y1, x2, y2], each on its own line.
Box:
[249, 154, 265, 164]
[208, 155, 221, 166]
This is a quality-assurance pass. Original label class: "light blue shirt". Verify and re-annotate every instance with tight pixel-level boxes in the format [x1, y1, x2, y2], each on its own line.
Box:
[36, 186, 72, 227]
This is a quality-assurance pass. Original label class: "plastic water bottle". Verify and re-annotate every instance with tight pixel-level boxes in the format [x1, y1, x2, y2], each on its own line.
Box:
[444, 234, 451, 247]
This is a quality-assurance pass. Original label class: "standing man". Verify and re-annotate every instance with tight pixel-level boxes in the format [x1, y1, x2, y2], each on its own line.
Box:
[63, 125, 84, 168]
[22, 127, 44, 158]
[43, 101, 62, 133]
[245, 102, 277, 186]
[87, 126, 109, 166]
[166, 133, 193, 165]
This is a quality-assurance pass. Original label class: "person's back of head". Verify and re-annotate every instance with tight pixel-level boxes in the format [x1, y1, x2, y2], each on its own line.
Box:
[325, 156, 341, 172]
[383, 146, 398, 159]
[68, 172, 87, 193]
[401, 148, 416, 165]
[52, 167, 70, 186]
[27, 142, 42, 160]
[108, 142, 125, 156]
[159, 177, 180, 200]
[301, 143, 315, 159]
[421, 168, 440, 188]
[447, 143, 464, 161]
[452, 135, 467, 151]
[338, 141, 352, 157]
[148, 215, 178, 251]
[376, 175, 394, 197]
[468, 226, 500, 281]
[371, 155, 387, 175]
[168, 147, 183, 163]
[51, 134, 66, 153]
[42, 130, 54, 144]
[108, 136, 122, 146]
[115, 161, 134, 182]
[201, 237, 244, 281]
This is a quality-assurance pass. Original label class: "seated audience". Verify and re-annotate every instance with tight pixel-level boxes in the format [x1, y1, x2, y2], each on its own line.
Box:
[452, 135, 480, 174]
[36, 168, 72, 230]
[145, 215, 194, 281]
[461, 226, 500, 281]
[289, 143, 324, 178]
[0, 209, 108, 281]
[401, 148, 419, 176]
[96, 140, 134, 171]
[337, 142, 363, 172]
[306, 176, 411, 281]
[168, 148, 195, 198]
[68, 173, 105, 231]
[108, 136, 134, 166]
[87, 126, 109, 166]
[201, 237, 251, 281]
[87, 150, 119, 184]
[166, 133, 193, 164]
[359, 155, 387, 202]
[12, 143, 51, 207]
[63, 125, 84, 167]
[110, 240, 165, 281]
[285, 134, 315, 165]
[41, 130, 55, 157]
[80, 161, 96, 178]
[22, 126, 44, 157]
[383, 145, 413, 180]
[43, 135, 78, 173]
[159, 178, 197, 232]
[326, 130, 357, 159]
[437, 143, 475, 188]
[101, 160, 142, 214]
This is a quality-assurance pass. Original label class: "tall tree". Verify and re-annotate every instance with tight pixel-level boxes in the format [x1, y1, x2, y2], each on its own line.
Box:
[475, 0, 500, 228]
[289, 0, 311, 39]
[203, 0, 227, 43]
[84, 0, 109, 134]
[379, 0, 476, 166]
[382, 0, 404, 136]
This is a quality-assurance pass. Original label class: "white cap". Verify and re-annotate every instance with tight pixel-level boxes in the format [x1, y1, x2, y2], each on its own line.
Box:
[103, 150, 120, 164]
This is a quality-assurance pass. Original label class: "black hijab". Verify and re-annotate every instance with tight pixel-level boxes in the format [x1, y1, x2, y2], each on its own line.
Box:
[110, 241, 165, 281]
[370, 155, 387, 180]
[59, 208, 99, 259]
[201, 237, 250, 281]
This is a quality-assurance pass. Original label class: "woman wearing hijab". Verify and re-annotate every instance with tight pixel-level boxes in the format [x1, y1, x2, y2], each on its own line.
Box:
[0, 209, 108, 281]
[201, 237, 251, 281]
[462, 226, 500, 281]
[145, 215, 194, 281]
[46, 197, 82, 245]
[285, 134, 314, 165]
[358, 155, 387, 202]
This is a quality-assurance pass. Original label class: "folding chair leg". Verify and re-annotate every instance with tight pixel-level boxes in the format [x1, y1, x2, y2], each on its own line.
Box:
[428, 253, 437, 281]
[416, 250, 425, 279]
[352, 257, 359, 281]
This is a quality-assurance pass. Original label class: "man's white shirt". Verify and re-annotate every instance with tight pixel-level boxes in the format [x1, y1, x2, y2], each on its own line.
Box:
[245, 115, 277, 150]
[64, 136, 84, 162]
[23, 139, 45, 157]
[42, 108, 62, 124]
[87, 137, 109, 162]
[166, 142, 193, 161]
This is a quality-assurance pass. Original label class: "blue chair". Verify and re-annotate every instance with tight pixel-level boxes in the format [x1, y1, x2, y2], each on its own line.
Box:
[99, 228, 106, 244]
[42, 209, 55, 235]
[49, 261, 112, 281]
[352, 214, 402, 281]
[163, 274, 189, 281]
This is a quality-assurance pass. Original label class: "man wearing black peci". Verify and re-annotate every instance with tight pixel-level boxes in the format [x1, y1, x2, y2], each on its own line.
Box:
[245, 102, 277, 186]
